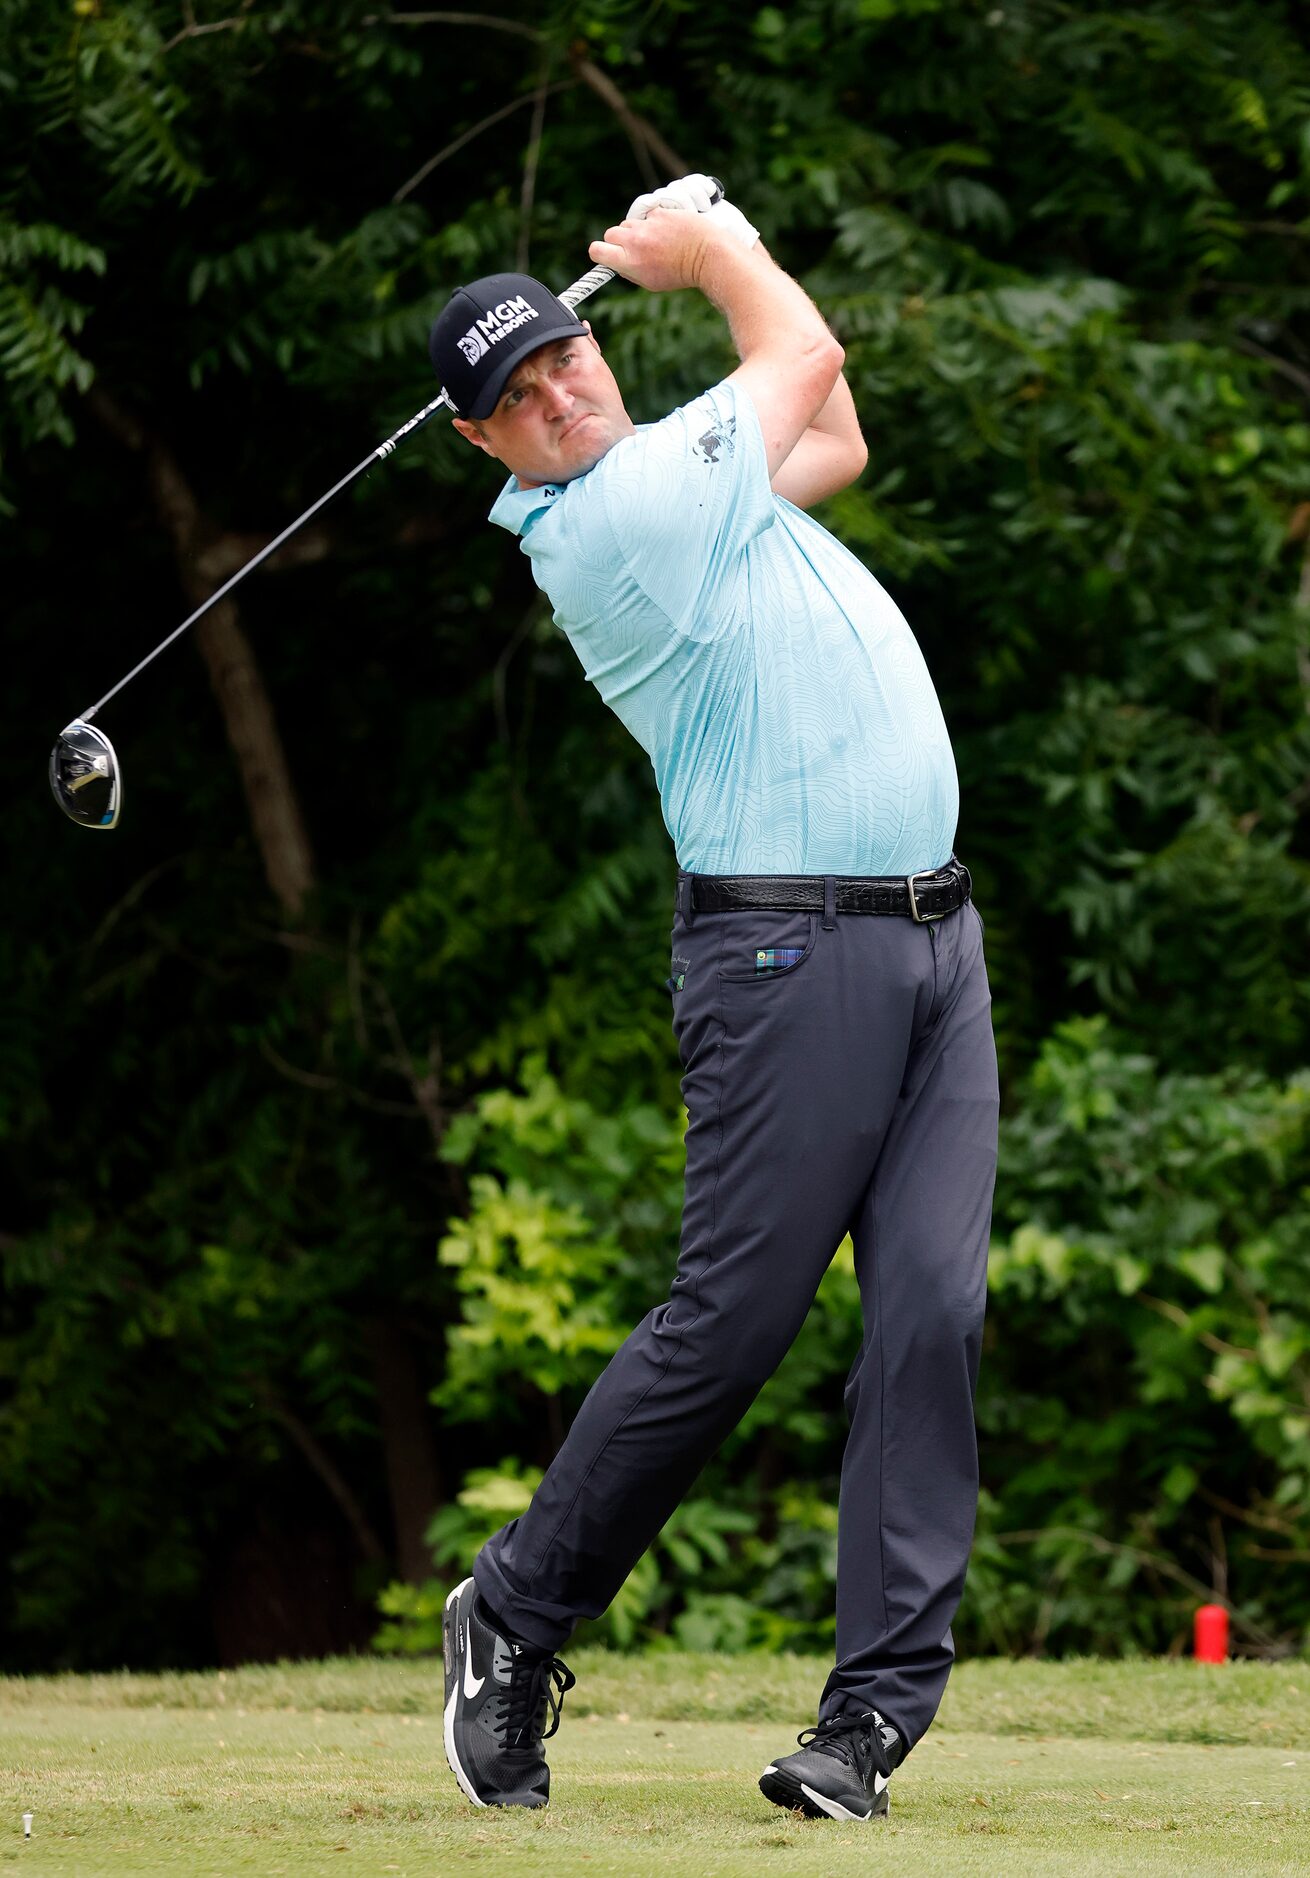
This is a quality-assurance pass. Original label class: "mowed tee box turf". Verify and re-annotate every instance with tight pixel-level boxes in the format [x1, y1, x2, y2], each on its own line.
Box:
[1, 1654, 1307, 1876]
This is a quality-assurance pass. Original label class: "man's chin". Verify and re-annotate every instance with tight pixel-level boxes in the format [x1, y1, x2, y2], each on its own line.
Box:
[512, 425, 623, 490]
[555, 430, 617, 482]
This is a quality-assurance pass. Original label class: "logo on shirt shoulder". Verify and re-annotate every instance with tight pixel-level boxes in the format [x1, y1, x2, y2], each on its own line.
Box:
[456, 295, 540, 365]
[694, 417, 736, 466]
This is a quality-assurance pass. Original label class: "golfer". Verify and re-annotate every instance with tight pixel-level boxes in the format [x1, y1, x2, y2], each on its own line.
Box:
[431, 176, 999, 1823]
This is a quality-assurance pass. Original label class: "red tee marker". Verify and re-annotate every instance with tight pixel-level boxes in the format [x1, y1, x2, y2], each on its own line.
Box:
[1194, 1603, 1229, 1662]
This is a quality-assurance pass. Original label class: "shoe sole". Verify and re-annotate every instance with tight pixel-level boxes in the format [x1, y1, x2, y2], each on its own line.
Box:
[442, 1577, 487, 1809]
[759, 1765, 889, 1822]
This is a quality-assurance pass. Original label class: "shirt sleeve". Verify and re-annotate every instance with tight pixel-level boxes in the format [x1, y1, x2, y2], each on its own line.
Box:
[592, 379, 775, 637]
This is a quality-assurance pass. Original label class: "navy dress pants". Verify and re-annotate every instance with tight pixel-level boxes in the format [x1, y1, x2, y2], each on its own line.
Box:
[475, 878, 999, 1749]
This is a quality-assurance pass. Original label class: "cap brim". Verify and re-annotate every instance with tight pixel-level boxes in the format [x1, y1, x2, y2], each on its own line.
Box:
[464, 316, 589, 419]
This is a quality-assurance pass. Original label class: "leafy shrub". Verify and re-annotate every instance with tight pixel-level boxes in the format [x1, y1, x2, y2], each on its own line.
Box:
[379, 1022, 1310, 1658]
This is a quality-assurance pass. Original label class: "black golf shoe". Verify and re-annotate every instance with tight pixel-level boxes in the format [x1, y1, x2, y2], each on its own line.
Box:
[441, 1575, 575, 1808]
[759, 1709, 903, 1821]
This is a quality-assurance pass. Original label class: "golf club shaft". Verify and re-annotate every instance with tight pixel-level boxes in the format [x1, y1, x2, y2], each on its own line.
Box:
[76, 263, 618, 724]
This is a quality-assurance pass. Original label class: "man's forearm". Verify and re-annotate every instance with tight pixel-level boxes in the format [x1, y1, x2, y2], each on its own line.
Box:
[694, 237, 836, 375]
[806, 370, 861, 444]
[771, 370, 868, 509]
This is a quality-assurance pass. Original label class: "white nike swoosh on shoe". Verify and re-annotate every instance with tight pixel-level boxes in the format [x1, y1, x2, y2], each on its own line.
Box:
[874, 1772, 889, 1793]
[799, 1780, 874, 1822]
[462, 1619, 485, 1698]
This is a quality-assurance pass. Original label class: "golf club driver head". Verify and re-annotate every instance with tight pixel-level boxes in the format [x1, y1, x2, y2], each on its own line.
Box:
[50, 720, 121, 829]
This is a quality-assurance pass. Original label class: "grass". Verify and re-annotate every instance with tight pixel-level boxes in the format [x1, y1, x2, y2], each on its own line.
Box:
[2, 1653, 1307, 1875]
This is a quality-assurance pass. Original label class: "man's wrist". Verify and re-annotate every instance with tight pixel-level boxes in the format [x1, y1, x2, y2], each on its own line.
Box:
[691, 228, 771, 307]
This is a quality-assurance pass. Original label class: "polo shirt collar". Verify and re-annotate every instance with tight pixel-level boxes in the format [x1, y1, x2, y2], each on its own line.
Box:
[489, 476, 564, 538]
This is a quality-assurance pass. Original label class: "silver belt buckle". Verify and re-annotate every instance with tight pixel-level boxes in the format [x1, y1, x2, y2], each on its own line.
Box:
[907, 867, 949, 923]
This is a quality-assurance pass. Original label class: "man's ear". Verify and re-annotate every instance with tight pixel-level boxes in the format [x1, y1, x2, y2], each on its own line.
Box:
[452, 416, 499, 462]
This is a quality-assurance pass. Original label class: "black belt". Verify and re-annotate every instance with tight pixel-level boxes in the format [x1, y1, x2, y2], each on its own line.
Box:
[683, 858, 971, 922]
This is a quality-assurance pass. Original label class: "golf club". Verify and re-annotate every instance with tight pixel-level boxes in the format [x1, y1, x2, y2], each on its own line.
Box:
[49, 183, 722, 829]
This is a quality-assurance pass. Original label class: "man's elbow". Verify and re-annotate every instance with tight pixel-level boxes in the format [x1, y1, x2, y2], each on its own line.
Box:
[831, 404, 868, 491]
[824, 438, 867, 502]
[799, 333, 845, 403]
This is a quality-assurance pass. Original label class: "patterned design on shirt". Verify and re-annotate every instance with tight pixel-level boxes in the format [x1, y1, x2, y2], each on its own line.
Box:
[488, 380, 958, 876]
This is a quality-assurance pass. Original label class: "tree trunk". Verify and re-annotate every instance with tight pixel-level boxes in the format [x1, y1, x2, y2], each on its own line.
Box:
[365, 1316, 446, 1584]
[87, 385, 316, 919]
[144, 447, 316, 921]
[188, 600, 316, 918]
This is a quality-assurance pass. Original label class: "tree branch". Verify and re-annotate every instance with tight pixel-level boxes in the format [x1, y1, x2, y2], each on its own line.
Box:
[1236, 334, 1310, 404]
[162, 0, 256, 56]
[196, 508, 458, 583]
[994, 1525, 1286, 1651]
[1198, 1485, 1304, 1539]
[1235, 220, 1310, 240]
[516, 62, 552, 272]
[493, 602, 540, 749]
[1137, 1291, 1258, 1361]
[250, 937, 448, 1146]
[369, 978, 447, 1153]
[369, 9, 542, 37]
[258, 1036, 431, 1120]
[392, 82, 575, 204]
[166, 2, 536, 57]
[571, 55, 687, 182]
[195, 525, 332, 586]
[255, 1385, 387, 1565]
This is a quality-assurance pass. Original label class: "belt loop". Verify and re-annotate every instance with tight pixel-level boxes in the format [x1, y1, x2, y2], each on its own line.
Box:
[678, 871, 696, 929]
[822, 876, 836, 931]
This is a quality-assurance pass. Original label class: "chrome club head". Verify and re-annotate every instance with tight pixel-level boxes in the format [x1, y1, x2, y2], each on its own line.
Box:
[49, 720, 121, 829]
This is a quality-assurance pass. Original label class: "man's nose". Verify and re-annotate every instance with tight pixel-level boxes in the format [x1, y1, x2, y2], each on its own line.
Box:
[542, 379, 574, 418]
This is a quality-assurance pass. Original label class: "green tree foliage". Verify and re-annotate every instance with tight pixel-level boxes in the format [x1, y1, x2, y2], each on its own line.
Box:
[975, 1018, 1310, 1654]
[2, 0, 1309, 1666]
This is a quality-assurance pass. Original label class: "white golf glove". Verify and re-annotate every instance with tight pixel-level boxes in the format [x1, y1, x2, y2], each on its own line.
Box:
[625, 172, 759, 249]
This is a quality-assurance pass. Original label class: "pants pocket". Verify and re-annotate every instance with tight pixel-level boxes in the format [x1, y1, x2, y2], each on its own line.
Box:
[718, 912, 819, 986]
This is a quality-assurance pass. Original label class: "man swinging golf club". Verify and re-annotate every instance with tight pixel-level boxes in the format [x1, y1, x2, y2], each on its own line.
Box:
[431, 175, 999, 1823]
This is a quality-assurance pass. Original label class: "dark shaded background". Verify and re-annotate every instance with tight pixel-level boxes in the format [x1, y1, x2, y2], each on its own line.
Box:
[3, 0, 1309, 1669]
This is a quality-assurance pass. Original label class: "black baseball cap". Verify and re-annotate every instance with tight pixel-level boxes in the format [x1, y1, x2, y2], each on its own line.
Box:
[429, 272, 588, 419]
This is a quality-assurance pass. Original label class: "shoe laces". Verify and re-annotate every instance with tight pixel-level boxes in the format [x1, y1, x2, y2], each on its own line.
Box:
[796, 1711, 892, 1778]
[499, 1651, 576, 1750]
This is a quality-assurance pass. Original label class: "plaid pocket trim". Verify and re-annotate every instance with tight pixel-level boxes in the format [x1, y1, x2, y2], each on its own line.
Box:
[754, 946, 807, 975]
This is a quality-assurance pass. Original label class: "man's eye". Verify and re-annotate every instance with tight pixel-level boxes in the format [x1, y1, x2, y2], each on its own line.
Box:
[558, 351, 574, 367]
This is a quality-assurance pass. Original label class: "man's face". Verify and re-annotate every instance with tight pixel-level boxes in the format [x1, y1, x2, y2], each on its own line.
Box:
[452, 330, 633, 488]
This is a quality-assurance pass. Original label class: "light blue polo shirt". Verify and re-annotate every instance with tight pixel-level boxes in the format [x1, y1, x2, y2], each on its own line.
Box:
[489, 379, 958, 876]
